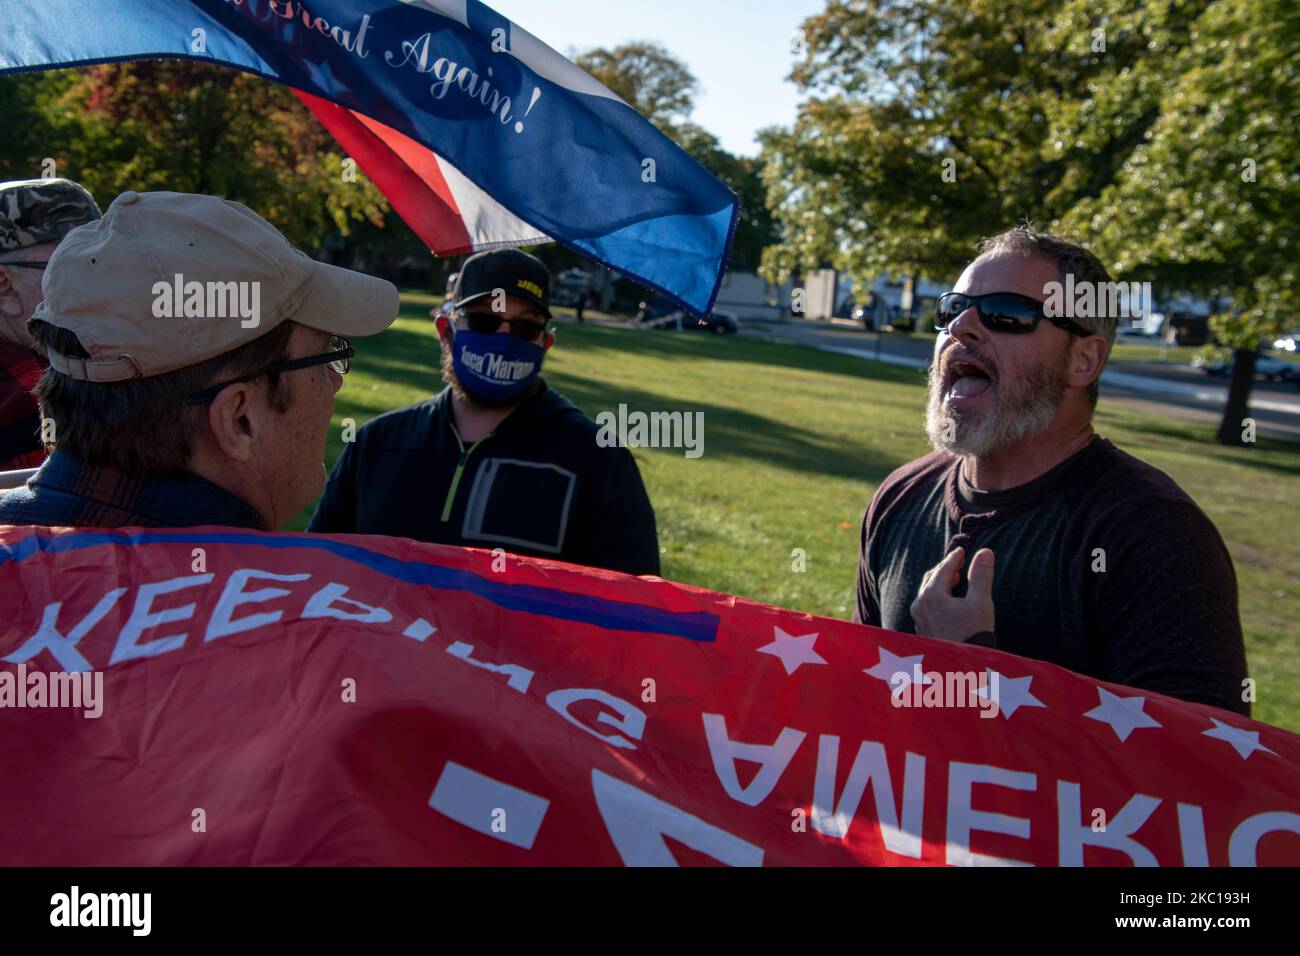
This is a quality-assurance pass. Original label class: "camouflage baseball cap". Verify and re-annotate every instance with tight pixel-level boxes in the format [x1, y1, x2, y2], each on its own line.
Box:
[0, 178, 102, 252]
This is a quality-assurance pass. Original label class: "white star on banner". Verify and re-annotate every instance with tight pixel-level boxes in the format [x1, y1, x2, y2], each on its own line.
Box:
[1083, 687, 1163, 742]
[864, 647, 933, 691]
[1202, 718, 1276, 760]
[756, 627, 827, 676]
[979, 668, 1045, 720]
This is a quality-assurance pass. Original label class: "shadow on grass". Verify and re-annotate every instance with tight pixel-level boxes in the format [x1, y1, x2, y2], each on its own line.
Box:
[553, 376, 900, 486]
[552, 321, 930, 387]
[337, 319, 905, 488]
[1097, 406, 1300, 478]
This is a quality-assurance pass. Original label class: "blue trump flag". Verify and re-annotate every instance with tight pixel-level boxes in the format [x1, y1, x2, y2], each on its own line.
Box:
[0, 0, 739, 316]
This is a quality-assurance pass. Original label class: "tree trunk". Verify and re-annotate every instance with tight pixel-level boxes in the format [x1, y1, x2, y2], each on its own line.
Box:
[1215, 348, 1257, 445]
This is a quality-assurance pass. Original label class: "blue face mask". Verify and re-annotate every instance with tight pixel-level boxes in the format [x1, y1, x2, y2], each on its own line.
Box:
[450, 328, 544, 403]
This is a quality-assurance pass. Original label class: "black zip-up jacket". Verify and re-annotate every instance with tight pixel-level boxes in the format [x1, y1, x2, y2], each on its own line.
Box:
[308, 383, 660, 576]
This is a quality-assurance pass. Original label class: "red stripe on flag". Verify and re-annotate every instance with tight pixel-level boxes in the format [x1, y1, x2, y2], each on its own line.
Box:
[294, 90, 475, 256]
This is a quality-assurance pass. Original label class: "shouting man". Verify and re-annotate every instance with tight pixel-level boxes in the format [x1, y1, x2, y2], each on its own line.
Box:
[854, 225, 1249, 715]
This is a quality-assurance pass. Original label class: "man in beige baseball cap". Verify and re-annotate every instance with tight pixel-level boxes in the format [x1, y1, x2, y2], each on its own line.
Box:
[0, 190, 399, 530]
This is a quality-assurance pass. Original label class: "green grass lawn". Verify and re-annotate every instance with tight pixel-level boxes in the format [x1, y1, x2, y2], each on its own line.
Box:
[295, 291, 1300, 731]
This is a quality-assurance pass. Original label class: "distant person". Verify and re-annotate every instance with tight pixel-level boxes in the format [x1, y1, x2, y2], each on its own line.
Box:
[854, 225, 1249, 715]
[0, 191, 399, 529]
[574, 285, 586, 323]
[0, 178, 102, 471]
[310, 248, 660, 575]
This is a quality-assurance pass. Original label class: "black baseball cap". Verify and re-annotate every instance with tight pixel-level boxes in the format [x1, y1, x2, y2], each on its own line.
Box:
[453, 248, 551, 318]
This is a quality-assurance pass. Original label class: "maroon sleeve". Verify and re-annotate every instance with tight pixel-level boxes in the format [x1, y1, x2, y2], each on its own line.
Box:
[853, 456, 946, 626]
[853, 498, 881, 626]
[1085, 494, 1249, 716]
[852, 455, 956, 629]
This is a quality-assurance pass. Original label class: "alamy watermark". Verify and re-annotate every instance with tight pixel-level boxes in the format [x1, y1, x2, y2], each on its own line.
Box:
[1043, 275, 1153, 324]
[50, 886, 151, 936]
[152, 273, 261, 328]
[890, 665, 1000, 719]
[0, 664, 103, 718]
[596, 404, 704, 459]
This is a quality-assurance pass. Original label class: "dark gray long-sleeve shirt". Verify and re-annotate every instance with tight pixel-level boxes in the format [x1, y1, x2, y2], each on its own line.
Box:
[855, 436, 1250, 715]
[309, 383, 660, 577]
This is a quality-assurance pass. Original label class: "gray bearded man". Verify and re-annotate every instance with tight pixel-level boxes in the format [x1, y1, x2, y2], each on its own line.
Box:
[854, 225, 1249, 715]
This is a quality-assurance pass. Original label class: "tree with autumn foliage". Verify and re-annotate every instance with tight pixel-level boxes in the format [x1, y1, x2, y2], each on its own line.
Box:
[0, 62, 392, 257]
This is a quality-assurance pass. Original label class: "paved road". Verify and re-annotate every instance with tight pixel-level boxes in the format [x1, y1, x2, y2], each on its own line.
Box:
[740, 319, 1300, 442]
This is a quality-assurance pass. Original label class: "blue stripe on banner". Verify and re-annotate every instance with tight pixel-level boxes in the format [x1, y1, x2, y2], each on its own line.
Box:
[0, 530, 719, 643]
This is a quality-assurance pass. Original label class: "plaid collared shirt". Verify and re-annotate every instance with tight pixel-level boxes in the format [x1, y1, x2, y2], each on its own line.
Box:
[0, 451, 266, 529]
[0, 342, 47, 471]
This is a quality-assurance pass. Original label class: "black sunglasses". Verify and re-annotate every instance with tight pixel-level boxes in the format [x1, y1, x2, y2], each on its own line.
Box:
[457, 310, 549, 342]
[935, 292, 1094, 337]
[2, 261, 48, 269]
[185, 335, 353, 405]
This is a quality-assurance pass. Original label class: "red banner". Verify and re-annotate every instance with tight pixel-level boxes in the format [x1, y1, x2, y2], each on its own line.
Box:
[1, 525, 1297, 866]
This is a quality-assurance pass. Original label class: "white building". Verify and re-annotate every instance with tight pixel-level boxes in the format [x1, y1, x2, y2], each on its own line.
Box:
[712, 269, 795, 320]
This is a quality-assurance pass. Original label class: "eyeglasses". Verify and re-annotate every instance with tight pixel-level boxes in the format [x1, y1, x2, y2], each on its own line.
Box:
[935, 292, 1094, 337]
[457, 310, 549, 342]
[185, 335, 353, 405]
[1, 261, 48, 269]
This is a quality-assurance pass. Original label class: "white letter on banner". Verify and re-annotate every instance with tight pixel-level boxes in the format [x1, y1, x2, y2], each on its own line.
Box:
[446, 642, 534, 694]
[429, 762, 550, 850]
[546, 689, 645, 750]
[3, 589, 127, 672]
[206, 570, 310, 641]
[702, 713, 805, 806]
[301, 583, 392, 623]
[591, 769, 763, 866]
[1176, 803, 1210, 866]
[1229, 812, 1300, 866]
[811, 735, 925, 858]
[1057, 781, 1160, 866]
[946, 761, 1035, 866]
[110, 575, 215, 665]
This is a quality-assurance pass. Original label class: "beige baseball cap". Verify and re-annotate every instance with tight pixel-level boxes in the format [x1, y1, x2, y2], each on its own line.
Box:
[28, 190, 400, 382]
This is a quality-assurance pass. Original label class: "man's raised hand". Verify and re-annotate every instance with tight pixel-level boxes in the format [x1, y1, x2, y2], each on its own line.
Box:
[910, 547, 995, 642]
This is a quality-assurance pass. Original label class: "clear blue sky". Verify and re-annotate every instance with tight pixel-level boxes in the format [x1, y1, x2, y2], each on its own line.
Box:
[488, 0, 827, 156]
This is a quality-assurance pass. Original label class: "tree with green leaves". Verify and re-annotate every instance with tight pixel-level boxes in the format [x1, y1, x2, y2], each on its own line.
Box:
[761, 0, 1297, 444]
[1059, 0, 1299, 444]
[576, 41, 698, 136]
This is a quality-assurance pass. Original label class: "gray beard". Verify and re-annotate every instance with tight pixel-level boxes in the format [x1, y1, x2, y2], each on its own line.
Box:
[925, 349, 1070, 458]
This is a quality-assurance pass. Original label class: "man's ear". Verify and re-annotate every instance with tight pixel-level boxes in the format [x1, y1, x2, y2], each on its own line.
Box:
[542, 327, 555, 354]
[204, 383, 258, 463]
[1070, 336, 1109, 390]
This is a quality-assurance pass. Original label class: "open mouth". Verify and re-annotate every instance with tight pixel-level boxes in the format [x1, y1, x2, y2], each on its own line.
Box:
[945, 357, 995, 401]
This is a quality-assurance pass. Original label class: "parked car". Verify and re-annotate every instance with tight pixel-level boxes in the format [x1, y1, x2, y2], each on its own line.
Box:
[1117, 311, 1168, 338]
[636, 295, 675, 323]
[1272, 330, 1300, 353]
[853, 293, 891, 331]
[1193, 350, 1300, 385]
[637, 296, 739, 334]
